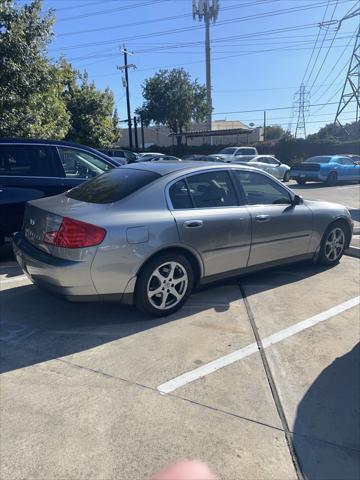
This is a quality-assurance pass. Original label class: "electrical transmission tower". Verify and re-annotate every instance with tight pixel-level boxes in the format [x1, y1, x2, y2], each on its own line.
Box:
[294, 83, 310, 138]
[334, 24, 360, 130]
[192, 0, 219, 131]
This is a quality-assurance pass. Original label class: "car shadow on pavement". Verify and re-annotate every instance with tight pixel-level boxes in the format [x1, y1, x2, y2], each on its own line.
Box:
[0, 261, 336, 375]
[292, 343, 360, 480]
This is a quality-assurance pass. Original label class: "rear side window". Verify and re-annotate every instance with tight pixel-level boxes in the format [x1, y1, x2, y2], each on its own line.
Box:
[0, 145, 54, 176]
[66, 168, 161, 203]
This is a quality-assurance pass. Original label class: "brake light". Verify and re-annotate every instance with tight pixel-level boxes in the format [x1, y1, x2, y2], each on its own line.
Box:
[44, 217, 106, 248]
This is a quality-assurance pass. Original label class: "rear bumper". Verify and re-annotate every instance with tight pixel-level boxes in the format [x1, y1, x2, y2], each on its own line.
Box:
[13, 232, 99, 300]
[290, 170, 326, 182]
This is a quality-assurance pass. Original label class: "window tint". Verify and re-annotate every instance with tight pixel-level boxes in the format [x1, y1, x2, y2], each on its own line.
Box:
[186, 171, 238, 208]
[0, 145, 54, 176]
[338, 157, 354, 165]
[234, 171, 292, 205]
[303, 156, 331, 163]
[66, 168, 161, 204]
[58, 147, 113, 179]
[169, 180, 193, 209]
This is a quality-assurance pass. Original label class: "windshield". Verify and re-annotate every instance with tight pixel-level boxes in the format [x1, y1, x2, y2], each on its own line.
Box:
[303, 156, 331, 163]
[219, 147, 237, 155]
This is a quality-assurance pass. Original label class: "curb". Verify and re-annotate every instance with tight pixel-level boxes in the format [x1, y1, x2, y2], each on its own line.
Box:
[345, 246, 360, 259]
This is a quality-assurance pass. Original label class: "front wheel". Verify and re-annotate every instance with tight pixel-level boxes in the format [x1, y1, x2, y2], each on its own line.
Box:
[283, 171, 291, 182]
[327, 171, 337, 186]
[135, 253, 194, 317]
[318, 222, 347, 266]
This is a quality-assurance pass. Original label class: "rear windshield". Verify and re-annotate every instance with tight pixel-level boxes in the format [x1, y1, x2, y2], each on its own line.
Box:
[66, 168, 161, 203]
[303, 156, 331, 163]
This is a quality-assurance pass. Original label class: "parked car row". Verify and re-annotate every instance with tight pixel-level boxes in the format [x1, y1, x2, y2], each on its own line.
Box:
[1, 138, 358, 247]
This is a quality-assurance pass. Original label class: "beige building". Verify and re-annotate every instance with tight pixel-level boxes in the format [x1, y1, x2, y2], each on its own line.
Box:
[118, 119, 264, 149]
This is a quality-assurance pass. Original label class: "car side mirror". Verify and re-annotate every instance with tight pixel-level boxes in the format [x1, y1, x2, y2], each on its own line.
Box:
[292, 194, 303, 205]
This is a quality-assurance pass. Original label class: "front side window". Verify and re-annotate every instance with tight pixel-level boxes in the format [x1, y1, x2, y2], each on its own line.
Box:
[58, 147, 113, 179]
[0, 145, 53, 176]
[66, 168, 160, 204]
[338, 157, 354, 165]
[187, 171, 238, 208]
[234, 171, 292, 205]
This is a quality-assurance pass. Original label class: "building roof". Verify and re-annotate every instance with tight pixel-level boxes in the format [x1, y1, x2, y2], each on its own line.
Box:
[168, 127, 253, 138]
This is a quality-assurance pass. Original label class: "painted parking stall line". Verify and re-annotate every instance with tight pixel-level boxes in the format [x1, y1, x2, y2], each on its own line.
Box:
[0, 275, 29, 285]
[157, 296, 360, 394]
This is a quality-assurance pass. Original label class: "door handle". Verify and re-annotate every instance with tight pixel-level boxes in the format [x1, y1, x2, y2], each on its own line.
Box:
[183, 220, 203, 228]
[255, 214, 270, 222]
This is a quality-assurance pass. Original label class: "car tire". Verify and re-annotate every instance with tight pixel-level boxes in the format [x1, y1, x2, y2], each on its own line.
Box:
[283, 171, 291, 182]
[135, 252, 194, 317]
[317, 221, 348, 266]
[297, 179, 306, 185]
[327, 171, 337, 186]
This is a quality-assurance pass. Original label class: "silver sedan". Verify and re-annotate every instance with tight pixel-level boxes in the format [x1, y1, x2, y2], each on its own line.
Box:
[13, 162, 352, 317]
[233, 155, 291, 182]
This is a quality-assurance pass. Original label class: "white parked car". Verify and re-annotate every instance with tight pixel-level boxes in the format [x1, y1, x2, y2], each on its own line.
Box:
[234, 155, 291, 182]
[209, 146, 259, 162]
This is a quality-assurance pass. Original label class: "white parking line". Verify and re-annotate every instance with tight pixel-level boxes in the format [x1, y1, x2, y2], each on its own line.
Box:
[0, 275, 28, 285]
[157, 296, 360, 394]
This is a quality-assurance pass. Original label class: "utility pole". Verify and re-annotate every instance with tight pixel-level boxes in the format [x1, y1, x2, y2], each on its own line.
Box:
[140, 116, 145, 151]
[133, 116, 139, 152]
[117, 47, 136, 150]
[263, 111, 266, 141]
[193, 0, 220, 133]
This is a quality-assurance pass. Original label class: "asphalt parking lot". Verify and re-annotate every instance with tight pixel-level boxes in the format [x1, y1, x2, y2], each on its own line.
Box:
[1, 182, 359, 480]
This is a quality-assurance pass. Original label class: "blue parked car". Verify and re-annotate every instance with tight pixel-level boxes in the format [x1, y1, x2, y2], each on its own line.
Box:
[290, 155, 360, 186]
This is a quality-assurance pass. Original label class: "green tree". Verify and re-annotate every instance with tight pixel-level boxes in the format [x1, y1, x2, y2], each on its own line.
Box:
[0, 0, 62, 137]
[265, 125, 285, 140]
[65, 72, 120, 148]
[136, 68, 211, 145]
[307, 121, 360, 141]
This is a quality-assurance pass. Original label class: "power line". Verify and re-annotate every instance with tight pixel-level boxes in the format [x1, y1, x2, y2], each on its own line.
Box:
[213, 100, 354, 115]
[57, 0, 169, 23]
[301, 0, 331, 84]
[49, 0, 347, 52]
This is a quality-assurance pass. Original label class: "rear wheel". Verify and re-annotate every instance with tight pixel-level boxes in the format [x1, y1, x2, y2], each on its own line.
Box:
[283, 171, 291, 182]
[318, 222, 347, 266]
[327, 171, 337, 186]
[297, 178, 306, 185]
[135, 253, 194, 317]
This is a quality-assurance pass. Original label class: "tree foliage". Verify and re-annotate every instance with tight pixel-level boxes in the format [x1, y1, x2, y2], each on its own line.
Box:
[265, 125, 285, 140]
[0, 0, 120, 146]
[136, 68, 211, 144]
[307, 120, 360, 141]
[65, 72, 121, 148]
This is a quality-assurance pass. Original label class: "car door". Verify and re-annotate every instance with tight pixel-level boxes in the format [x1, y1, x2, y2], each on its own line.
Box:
[168, 169, 252, 278]
[266, 157, 282, 179]
[233, 170, 313, 266]
[0, 144, 64, 237]
[252, 156, 270, 174]
[55, 146, 115, 192]
[337, 157, 359, 182]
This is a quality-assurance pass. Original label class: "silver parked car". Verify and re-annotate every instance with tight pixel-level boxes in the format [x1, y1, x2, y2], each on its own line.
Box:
[233, 155, 291, 182]
[13, 163, 352, 317]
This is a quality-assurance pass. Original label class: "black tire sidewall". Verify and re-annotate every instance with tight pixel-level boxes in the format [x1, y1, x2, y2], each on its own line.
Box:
[297, 179, 306, 185]
[318, 222, 347, 266]
[283, 171, 290, 182]
[327, 172, 337, 186]
[135, 253, 194, 317]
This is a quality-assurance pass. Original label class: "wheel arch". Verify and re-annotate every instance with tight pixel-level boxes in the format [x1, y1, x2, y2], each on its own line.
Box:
[324, 217, 352, 248]
[135, 245, 204, 287]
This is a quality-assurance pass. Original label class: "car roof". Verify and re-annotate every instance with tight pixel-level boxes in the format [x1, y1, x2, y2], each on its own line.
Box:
[123, 160, 257, 176]
[0, 137, 118, 164]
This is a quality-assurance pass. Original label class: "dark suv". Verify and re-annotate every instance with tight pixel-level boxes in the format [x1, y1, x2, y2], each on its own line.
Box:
[0, 138, 118, 244]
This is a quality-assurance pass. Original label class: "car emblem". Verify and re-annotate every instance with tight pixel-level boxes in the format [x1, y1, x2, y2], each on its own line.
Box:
[30, 218, 35, 226]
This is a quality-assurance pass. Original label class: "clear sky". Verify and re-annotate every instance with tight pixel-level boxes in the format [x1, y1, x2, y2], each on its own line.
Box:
[26, 0, 360, 134]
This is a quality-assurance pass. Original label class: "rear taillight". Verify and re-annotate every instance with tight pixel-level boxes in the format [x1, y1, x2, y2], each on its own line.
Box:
[44, 217, 106, 248]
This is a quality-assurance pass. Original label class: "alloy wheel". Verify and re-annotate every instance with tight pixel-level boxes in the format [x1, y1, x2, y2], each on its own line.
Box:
[324, 227, 345, 261]
[147, 261, 188, 310]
